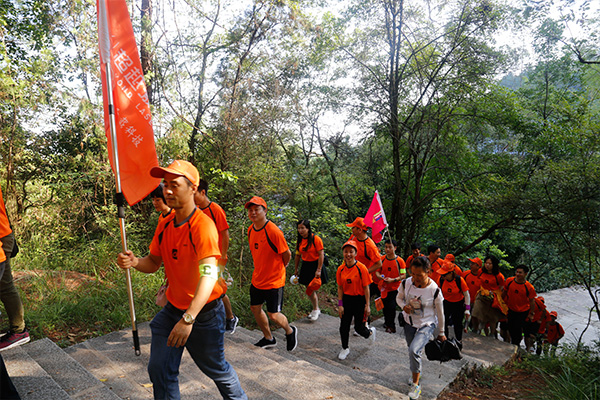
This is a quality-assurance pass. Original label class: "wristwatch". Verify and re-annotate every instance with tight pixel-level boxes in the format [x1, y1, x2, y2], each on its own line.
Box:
[182, 312, 196, 325]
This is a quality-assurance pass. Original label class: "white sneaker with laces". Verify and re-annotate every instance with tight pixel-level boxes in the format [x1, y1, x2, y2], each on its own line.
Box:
[338, 347, 350, 360]
[307, 309, 321, 321]
[408, 383, 421, 399]
[369, 326, 376, 344]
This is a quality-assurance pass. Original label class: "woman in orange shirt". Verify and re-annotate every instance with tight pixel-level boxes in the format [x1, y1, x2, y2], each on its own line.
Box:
[436, 261, 470, 343]
[294, 220, 327, 321]
[336, 240, 375, 360]
[473, 255, 506, 338]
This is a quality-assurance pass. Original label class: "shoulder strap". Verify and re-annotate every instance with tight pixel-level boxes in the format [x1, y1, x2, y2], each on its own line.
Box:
[455, 275, 463, 291]
[434, 287, 440, 300]
[263, 221, 278, 253]
[206, 202, 216, 222]
[363, 241, 371, 261]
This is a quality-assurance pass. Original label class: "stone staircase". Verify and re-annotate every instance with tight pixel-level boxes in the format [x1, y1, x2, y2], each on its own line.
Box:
[3, 314, 516, 400]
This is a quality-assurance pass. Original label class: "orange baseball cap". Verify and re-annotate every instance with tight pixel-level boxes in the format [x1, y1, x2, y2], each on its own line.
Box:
[550, 311, 558, 317]
[346, 217, 368, 231]
[150, 160, 199, 186]
[468, 257, 482, 267]
[342, 240, 358, 251]
[306, 277, 322, 296]
[244, 196, 268, 210]
[444, 254, 455, 262]
[435, 260, 456, 276]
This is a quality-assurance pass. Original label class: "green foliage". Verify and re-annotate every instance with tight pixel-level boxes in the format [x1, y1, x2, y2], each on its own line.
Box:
[519, 342, 600, 400]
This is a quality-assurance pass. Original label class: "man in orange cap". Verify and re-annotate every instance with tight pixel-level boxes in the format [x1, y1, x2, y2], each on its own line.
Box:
[245, 196, 297, 351]
[0, 186, 29, 351]
[117, 160, 246, 399]
[346, 217, 381, 296]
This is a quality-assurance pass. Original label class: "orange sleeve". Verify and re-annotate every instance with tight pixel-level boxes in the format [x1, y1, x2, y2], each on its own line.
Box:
[0, 187, 12, 238]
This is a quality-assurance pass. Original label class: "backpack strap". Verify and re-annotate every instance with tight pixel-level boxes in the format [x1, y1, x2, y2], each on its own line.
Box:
[204, 202, 216, 222]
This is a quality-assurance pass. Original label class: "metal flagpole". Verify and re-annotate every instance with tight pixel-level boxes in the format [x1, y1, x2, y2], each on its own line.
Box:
[104, 60, 141, 356]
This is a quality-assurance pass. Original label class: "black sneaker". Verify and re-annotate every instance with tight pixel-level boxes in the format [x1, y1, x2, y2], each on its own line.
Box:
[286, 325, 298, 351]
[254, 337, 276, 349]
[226, 315, 239, 334]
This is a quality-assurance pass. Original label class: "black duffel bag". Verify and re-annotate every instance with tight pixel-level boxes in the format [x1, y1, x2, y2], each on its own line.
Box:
[425, 338, 462, 362]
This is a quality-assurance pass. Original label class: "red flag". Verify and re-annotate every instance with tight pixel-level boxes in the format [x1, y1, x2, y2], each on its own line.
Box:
[364, 190, 388, 243]
[97, 0, 160, 205]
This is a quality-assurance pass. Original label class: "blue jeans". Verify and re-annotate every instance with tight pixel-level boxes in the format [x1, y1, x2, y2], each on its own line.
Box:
[148, 300, 247, 400]
[403, 323, 436, 374]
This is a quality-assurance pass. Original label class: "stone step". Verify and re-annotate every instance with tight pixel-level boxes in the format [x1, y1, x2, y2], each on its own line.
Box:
[23, 338, 120, 400]
[3, 345, 71, 400]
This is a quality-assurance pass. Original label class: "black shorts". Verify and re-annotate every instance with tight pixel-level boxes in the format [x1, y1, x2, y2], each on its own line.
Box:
[524, 321, 540, 336]
[298, 259, 328, 286]
[250, 285, 284, 313]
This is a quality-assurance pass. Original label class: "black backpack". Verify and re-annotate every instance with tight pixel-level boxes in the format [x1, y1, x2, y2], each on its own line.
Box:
[425, 337, 462, 362]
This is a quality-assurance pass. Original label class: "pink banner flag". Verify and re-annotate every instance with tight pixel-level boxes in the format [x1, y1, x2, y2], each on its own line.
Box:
[364, 190, 388, 243]
[97, 0, 160, 205]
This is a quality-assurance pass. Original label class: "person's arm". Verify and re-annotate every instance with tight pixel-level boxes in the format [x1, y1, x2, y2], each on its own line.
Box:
[396, 281, 408, 311]
[337, 285, 344, 318]
[282, 249, 292, 268]
[527, 296, 535, 320]
[117, 250, 162, 274]
[434, 290, 446, 341]
[464, 290, 471, 314]
[217, 229, 230, 268]
[368, 258, 382, 274]
[293, 251, 301, 276]
[315, 249, 324, 278]
[167, 256, 218, 348]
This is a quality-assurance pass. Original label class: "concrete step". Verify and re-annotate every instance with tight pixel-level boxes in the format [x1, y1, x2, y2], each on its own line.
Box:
[3, 345, 71, 400]
[23, 338, 120, 400]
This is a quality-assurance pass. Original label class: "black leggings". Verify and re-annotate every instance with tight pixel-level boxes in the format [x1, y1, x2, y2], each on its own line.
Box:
[340, 294, 370, 349]
[383, 290, 398, 330]
[443, 299, 465, 342]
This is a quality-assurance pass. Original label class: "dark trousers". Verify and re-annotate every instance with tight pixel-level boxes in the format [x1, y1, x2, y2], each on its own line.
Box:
[383, 290, 398, 330]
[1, 354, 20, 399]
[443, 299, 465, 342]
[507, 309, 529, 346]
[340, 294, 370, 349]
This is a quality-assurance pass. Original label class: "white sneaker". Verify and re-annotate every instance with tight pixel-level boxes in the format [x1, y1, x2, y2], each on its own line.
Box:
[307, 309, 321, 321]
[369, 327, 376, 344]
[408, 383, 421, 399]
[338, 347, 350, 360]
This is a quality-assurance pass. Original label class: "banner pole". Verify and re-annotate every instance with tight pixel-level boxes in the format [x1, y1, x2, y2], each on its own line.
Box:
[105, 60, 141, 356]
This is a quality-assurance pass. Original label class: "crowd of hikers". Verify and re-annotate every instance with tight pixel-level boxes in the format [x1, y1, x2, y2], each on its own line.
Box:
[0, 159, 566, 400]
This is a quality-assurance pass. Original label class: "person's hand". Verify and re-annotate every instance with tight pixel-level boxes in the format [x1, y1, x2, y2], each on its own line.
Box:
[117, 250, 137, 270]
[384, 277, 395, 283]
[168, 320, 193, 347]
[437, 334, 447, 342]
[364, 304, 371, 318]
[338, 306, 344, 318]
[464, 310, 471, 317]
[403, 305, 412, 314]
[315, 270, 321, 278]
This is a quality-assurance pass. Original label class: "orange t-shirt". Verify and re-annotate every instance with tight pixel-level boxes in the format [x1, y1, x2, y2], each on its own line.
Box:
[248, 221, 290, 290]
[546, 322, 564, 344]
[297, 235, 324, 262]
[429, 258, 444, 283]
[149, 209, 222, 310]
[200, 201, 229, 264]
[0, 246, 5, 263]
[531, 297, 546, 322]
[379, 255, 405, 292]
[462, 269, 482, 303]
[538, 310, 551, 334]
[158, 208, 173, 224]
[353, 236, 381, 282]
[480, 271, 505, 291]
[405, 253, 423, 269]
[0, 187, 12, 238]
[336, 261, 372, 296]
[504, 277, 536, 312]
[438, 276, 468, 303]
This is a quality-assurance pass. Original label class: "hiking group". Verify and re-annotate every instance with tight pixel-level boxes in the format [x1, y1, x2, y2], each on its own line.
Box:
[0, 159, 566, 400]
[117, 159, 565, 400]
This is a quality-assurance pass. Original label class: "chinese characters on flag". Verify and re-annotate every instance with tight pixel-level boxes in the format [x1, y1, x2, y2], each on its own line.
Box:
[97, 0, 160, 205]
